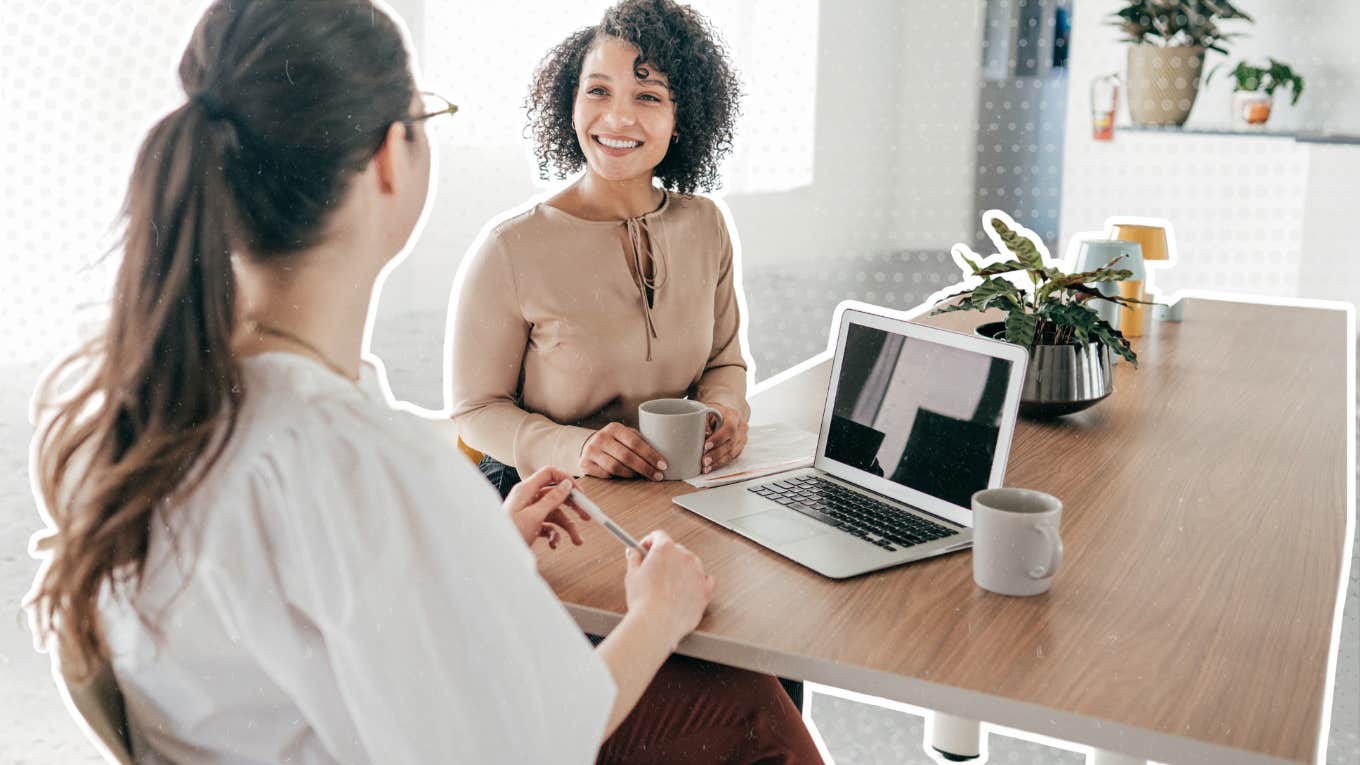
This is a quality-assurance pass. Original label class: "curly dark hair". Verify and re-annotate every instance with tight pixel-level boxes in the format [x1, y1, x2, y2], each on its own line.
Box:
[525, 0, 741, 194]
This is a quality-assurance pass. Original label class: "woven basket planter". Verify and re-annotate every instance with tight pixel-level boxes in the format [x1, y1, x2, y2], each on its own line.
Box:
[1126, 45, 1204, 126]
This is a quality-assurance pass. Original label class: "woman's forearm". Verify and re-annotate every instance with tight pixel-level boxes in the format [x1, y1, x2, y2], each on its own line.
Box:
[451, 401, 594, 475]
[594, 608, 679, 740]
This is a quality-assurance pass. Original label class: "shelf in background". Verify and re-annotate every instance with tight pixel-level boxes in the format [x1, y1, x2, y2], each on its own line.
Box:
[1116, 124, 1360, 145]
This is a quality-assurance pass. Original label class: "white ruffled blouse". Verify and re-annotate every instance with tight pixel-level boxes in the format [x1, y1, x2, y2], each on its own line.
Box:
[93, 353, 614, 764]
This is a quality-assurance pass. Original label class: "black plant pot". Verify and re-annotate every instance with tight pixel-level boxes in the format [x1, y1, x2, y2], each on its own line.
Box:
[976, 322, 1114, 418]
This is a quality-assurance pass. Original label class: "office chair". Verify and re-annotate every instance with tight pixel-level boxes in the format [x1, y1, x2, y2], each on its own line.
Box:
[456, 435, 484, 464]
[56, 650, 135, 765]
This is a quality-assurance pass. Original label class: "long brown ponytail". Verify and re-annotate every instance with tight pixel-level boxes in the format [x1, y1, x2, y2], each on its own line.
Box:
[30, 0, 415, 677]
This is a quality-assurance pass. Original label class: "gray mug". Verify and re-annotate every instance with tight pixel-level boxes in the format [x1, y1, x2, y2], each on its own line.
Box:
[971, 488, 1064, 597]
[1072, 239, 1144, 333]
[638, 399, 724, 480]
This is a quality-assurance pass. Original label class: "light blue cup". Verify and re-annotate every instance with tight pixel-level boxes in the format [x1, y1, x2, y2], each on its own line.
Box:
[1071, 239, 1144, 333]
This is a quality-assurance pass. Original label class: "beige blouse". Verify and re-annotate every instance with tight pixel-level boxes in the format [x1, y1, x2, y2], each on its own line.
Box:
[449, 193, 750, 475]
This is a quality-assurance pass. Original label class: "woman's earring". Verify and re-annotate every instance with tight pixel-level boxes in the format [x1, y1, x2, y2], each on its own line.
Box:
[671, 133, 678, 143]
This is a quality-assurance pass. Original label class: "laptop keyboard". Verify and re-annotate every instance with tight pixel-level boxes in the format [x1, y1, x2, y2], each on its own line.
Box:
[747, 475, 957, 552]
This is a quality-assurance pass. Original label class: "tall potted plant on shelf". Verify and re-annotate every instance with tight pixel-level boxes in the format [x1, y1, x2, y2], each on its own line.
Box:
[1112, 0, 1253, 126]
[933, 212, 1147, 418]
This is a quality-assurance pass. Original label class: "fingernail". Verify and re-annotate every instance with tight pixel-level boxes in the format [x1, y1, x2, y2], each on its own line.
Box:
[653, 472, 664, 481]
[561, 480, 572, 490]
[703, 466, 711, 473]
[657, 460, 668, 470]
[705, 442, 714, 451]
[704, 456, 712, 465]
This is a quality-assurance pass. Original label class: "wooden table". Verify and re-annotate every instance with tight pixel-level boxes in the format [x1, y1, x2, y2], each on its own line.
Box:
[536, 298, 1352, 765]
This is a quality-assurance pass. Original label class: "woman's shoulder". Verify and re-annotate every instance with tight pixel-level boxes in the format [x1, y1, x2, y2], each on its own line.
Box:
[483, 202, 577, 244]
[665, 191, 718, 213]
[661, 192, 726, 229]
[467, 203, 583, 274]
[172, 356, 460, 559]
[485, 205, 540, 239]
[211, 356, 446, 498]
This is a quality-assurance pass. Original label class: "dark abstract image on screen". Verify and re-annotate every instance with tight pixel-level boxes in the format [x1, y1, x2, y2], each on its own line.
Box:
[825, 323, 1012, 509]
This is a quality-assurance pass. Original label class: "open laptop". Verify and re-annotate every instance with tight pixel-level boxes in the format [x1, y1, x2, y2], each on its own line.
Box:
[674, 307, 1029, 579]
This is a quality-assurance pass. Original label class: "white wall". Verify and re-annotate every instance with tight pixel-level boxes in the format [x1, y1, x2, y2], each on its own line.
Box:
[1061, 130, 1314, 298]
[2, 1, 208, 363]
[708, 0, 982, 271]
[1299, 144, 1360, 302]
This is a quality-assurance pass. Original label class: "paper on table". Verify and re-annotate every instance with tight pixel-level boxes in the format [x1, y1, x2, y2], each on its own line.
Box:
[684, 423, 819, 488]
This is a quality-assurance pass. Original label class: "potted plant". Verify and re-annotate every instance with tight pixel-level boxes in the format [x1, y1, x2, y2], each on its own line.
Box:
[933, 213, 1146, 418]
[1111, 0, 1253, 126]
[1210, 58, 1304, 127]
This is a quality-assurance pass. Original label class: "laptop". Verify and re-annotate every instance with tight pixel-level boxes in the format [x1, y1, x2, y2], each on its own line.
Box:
[674, 307, 1029, 579]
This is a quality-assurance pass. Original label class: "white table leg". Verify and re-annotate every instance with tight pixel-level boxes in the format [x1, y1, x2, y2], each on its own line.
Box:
[928, 712, 981, 761]
[1090, 750, 1146, 765]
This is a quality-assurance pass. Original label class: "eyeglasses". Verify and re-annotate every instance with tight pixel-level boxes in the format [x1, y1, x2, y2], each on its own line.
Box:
[410, 90, 458, 124]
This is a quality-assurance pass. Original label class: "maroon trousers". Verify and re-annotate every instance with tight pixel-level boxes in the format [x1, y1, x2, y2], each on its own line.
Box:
[597, 655, 823, 764]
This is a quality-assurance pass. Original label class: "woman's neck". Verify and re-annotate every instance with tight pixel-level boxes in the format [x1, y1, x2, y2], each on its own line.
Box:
[233, 245, 377, 381]
[566, 172, 666, 221]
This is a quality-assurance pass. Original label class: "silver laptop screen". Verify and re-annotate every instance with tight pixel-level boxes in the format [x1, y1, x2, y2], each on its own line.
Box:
[823, 322, 1015, 509]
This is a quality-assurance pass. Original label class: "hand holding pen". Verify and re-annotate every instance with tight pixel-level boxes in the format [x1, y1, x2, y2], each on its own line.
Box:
[623, 529, 717, 641]
[517, 478, 715, 639]
[569, 488, 715, 638]
[503, 467, 592, 550]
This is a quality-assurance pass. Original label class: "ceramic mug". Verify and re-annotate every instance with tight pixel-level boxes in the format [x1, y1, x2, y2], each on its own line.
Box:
[1072, 239, 1144, 334]
[638, 399, 724, 481]
[971, 488, 1064, 596]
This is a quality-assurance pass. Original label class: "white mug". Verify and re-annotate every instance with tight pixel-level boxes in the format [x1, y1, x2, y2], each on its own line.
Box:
[638, 399, 724, 481]
[971, 488, 1064, 597]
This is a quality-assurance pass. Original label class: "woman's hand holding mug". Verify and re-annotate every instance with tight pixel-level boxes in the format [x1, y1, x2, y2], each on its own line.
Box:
[580, 422, 668, 481]
[700, 401, 748, 473]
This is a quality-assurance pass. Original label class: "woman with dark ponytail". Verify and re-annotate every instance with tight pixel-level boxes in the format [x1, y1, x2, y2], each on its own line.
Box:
[26, 1, 820, 762]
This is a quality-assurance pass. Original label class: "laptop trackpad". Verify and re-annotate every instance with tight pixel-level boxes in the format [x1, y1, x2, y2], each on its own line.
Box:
[730, 510, 828, 545]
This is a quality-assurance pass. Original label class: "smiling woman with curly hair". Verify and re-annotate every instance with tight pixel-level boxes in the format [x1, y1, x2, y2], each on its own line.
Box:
[447, 1, 821, 761]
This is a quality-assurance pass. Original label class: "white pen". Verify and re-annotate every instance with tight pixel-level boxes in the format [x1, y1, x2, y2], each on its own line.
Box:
[569, 488, 647, 557]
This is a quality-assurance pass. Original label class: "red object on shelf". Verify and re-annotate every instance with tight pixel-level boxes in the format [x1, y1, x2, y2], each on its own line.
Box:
[1093, 111, 1115, 140]
[1091, 74, 1119, 141]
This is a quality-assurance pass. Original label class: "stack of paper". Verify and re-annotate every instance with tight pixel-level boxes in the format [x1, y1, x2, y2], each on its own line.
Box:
[684, 423, 819, 488]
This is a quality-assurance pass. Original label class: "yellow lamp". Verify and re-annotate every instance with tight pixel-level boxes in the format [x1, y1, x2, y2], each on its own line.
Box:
[1107, 222, 1172, 337]
[1109, 223, 1170, 262]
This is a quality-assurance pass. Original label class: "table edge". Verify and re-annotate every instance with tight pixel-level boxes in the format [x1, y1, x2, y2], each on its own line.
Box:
[566, 605, 1306, 765]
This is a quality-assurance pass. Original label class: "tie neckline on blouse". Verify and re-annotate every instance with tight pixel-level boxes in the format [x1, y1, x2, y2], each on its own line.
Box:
[626, 216, 669, 361]
[620, 193, 670, 362]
